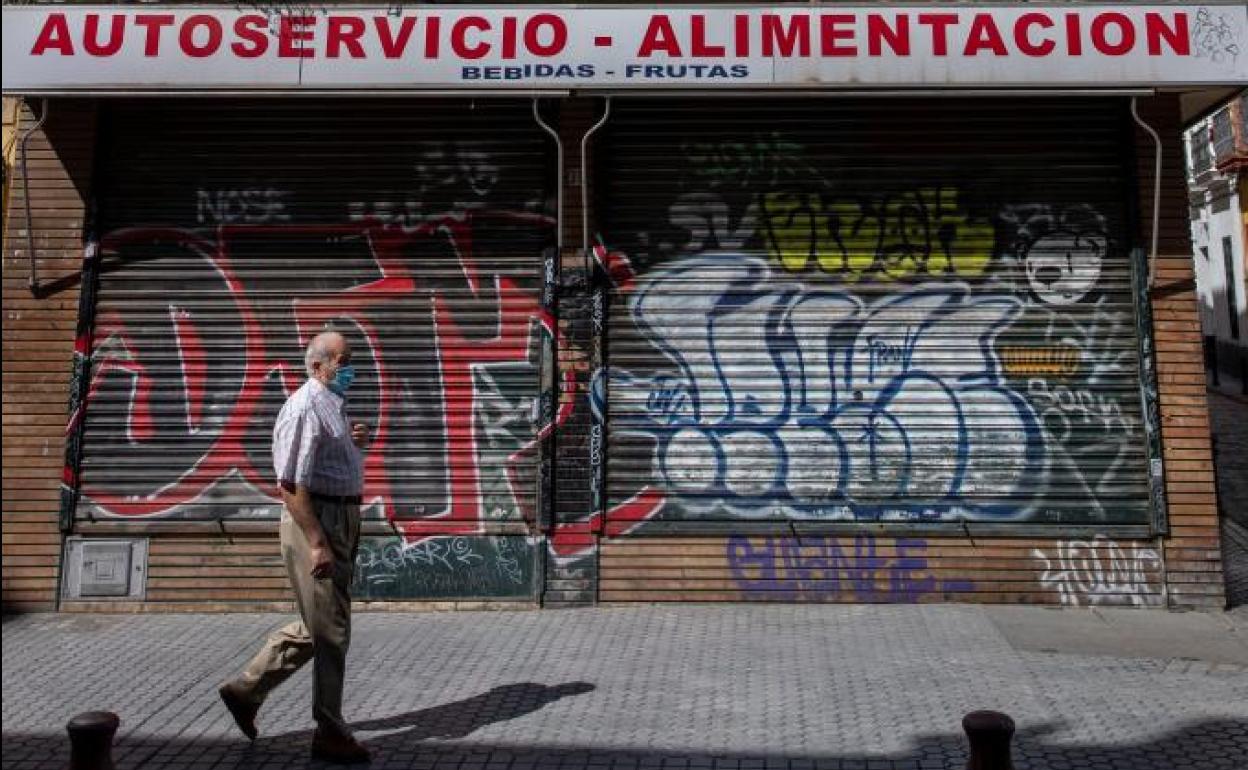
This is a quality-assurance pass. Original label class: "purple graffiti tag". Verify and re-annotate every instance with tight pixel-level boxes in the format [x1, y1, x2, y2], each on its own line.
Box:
[726, 534, 974, 602]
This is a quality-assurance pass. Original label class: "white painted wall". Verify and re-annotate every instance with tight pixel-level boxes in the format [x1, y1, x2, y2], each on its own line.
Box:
[1184, 116, 1246, 361]
[1190, 194, 1245, 341]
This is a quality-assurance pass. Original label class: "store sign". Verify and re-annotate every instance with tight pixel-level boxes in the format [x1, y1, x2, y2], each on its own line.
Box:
[3, 4, 1247, 92]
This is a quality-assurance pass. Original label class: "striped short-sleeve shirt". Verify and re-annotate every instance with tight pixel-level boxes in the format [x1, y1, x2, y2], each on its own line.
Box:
[272, 378, 364, 497]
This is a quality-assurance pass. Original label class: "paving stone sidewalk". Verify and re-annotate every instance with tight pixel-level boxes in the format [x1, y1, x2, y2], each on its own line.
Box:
[4, 605, 1247, 770]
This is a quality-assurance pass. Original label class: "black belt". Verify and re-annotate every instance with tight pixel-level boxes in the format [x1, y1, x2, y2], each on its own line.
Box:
[310, 492, 362, 505]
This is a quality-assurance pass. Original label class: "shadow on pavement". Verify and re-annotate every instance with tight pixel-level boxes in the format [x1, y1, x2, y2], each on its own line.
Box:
[1222, 519, 1248, 609]
[349, 681, 596, 740]
[4, 713, 1246, 769]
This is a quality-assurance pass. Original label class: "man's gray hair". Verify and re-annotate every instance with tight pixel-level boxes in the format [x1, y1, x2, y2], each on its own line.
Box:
[304, 332, 338, 377]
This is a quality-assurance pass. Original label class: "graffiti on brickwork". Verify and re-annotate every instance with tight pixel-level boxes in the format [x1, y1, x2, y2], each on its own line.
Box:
[761, 188, 996, 281]
[353, 536, 534, 599]
[197, 188, 293, 225]
[727, 534, 974, 602]
[610, 254, 1047, 520]
[1033, 536, 1165, 607]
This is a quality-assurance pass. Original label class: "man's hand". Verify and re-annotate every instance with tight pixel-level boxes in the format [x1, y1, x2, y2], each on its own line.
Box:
[279, 483, 333, 580]
[309, 544, 334, 579]
[351, 422, 370, 450]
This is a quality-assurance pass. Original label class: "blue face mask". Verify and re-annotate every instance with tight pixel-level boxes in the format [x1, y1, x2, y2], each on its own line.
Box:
[328, 364, 355, 395]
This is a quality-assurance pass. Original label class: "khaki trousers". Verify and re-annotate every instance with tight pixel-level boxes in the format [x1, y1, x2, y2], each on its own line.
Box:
[231, 498, 360, 738]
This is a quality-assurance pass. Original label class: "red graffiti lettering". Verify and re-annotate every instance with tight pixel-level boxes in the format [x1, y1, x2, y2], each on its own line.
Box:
[76, 212, 660, 558]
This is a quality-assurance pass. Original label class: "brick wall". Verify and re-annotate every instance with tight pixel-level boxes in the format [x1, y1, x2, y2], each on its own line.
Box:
[2, 99, 96, 612]
[1137, 94, 1227, 609]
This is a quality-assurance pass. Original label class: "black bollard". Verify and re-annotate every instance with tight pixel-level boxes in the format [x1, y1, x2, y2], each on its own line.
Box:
[66, 711, 119, 770]
[962, 710, 1015, 770]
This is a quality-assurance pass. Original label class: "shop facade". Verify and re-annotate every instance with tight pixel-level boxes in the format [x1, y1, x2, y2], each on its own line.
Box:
[3, 4, 1245, 612]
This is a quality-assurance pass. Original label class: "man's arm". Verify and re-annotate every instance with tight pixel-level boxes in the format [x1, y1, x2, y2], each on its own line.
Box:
[275, 399, 336, 578]
[280, 482, 334, 579]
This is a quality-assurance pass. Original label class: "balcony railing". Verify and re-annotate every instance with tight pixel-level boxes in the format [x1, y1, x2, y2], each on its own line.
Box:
[1212, 93, 1248, 173]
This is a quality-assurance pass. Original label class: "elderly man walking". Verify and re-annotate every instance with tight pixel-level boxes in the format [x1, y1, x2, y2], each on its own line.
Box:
[218, 330, 372, 764]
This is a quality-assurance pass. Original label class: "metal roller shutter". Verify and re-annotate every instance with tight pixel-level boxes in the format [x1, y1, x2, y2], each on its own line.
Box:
[75, 99, 553, 601]
[597, 97, 1151, 540]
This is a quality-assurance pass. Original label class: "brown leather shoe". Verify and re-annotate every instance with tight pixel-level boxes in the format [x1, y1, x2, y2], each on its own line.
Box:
[217, 682, 258, 741]
[310, 730, 372, 764]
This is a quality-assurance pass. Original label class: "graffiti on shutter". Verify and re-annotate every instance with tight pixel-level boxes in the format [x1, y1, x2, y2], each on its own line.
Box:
[74, 102, 570, 597]
[601, 104, 1149, 528]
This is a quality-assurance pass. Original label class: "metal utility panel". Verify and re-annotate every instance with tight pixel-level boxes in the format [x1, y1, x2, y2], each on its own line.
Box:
[63, 538, 148, 599]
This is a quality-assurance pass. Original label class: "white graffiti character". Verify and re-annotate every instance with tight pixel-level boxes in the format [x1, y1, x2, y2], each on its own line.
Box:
[1023, 231, 1104, 306]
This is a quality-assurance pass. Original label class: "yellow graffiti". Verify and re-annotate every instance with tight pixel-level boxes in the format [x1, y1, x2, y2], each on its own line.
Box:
[761, 187, 995, 281]
[998, 345, 1081, 377]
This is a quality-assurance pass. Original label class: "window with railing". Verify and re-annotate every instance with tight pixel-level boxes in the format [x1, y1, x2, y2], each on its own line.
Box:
[1211, 108, 1235, 164]
[1191, 130, 1213, 175]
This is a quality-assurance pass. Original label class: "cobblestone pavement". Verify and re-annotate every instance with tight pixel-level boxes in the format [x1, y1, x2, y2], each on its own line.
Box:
[1210, 390, 1248, 529]
[1210, 390, 1248, 608]
[1224, 519, 1248, 610]
[4, 606, 1247, 770]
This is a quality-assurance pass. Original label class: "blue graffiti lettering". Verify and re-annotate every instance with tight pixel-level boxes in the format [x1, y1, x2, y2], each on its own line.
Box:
[726, 534, 974, 602]
[614, 254, 1046, 520]
[645, 375, 695, 425]
[866, 328, 918, 384]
